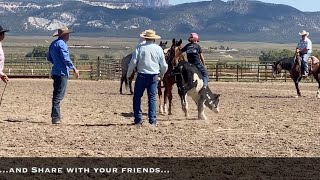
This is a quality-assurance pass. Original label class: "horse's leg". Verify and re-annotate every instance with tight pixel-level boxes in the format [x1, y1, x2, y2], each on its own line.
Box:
[157, 83, 164, 114]
[168, 85, 173, 115]
[197, 96, 207, 120]
[314, 73, 320, 98]
[129, 73, 135, 95]
[294, 77, 302, 98]
[180, 94, 189, 118]
[163, 87, 168, 114]
[120, 75, 124, 94]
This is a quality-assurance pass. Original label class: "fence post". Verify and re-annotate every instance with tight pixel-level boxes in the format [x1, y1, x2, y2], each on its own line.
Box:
[215, 64, 219, 81]
[236, 64, 239, 82]
[97, 56, 101, 80]
[90, 61, 93, 80]
[265, 63, 267, 81]
[257, 64, 260, 82]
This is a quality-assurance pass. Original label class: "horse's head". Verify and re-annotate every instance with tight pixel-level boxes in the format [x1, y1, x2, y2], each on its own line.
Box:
[272, 60, 282, 78]
[205, 93, 220, 113]
[159, 41, 168, 50]
[168, 38, 184, 67]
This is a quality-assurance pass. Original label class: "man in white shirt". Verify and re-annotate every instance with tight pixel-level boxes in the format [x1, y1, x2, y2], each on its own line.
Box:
[296, 30, 312, 77]
[127, 29, 168, 126]
[0, 25, 9, 83]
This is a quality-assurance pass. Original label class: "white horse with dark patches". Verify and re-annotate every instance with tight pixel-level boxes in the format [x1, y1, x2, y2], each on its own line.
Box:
[170, 45, 220, 120]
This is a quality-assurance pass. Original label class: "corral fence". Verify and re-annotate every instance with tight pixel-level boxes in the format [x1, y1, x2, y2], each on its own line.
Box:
[3, 56, 316, 83]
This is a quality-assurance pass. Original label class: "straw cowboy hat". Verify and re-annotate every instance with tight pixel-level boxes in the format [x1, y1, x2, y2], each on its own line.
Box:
[0, 25, 9, 34]
[140, 29, 161, 39]
[299, 30, 309, 36]
[53, 26, 73, 37]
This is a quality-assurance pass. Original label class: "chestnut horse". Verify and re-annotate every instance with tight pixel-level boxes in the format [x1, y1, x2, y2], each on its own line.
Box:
[158, 38, 182, 114]
[272, 52, 320, 98]
[120, 41, 168, 94]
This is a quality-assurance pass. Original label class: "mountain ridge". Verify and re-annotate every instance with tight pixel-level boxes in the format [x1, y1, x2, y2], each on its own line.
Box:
[1, 0, 320, 43]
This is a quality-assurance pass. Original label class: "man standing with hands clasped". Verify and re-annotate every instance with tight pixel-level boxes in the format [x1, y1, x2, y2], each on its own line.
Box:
[127, 29, 168, 127]
[0, 25, 9, 84]
[47, 27, 79, 125]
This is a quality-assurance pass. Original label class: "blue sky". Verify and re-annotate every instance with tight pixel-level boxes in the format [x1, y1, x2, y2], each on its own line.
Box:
[170, 0, 320, 12]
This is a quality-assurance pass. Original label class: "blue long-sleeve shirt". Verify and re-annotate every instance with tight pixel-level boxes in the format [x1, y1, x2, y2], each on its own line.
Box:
[47, 38, 75, 76]
[127, 41, 167, 78]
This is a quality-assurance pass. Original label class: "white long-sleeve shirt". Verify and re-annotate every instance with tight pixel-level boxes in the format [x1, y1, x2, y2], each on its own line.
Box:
[127, 41, 167, 78]
[0, 42, 5, 77]
[297, 37, 312, 54]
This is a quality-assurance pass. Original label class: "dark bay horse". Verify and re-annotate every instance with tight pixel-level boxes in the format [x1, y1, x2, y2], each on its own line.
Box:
[119, 41, 168, 94]
[272, 52, 320, 98]
[158, 38, 182, 115]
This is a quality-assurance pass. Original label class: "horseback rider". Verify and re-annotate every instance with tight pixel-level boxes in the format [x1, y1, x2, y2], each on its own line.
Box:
[179, 33, 209, 90]
[296, 30, 312, 77]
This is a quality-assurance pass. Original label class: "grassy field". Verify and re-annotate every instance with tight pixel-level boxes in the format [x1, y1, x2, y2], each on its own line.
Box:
[4, 35, 320, 62]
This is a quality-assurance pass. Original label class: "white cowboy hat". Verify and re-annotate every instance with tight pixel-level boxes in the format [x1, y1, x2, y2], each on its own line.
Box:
[140, 29, 161, 39]
[53, 26, 73, 37]
[299, 30, 309, 36]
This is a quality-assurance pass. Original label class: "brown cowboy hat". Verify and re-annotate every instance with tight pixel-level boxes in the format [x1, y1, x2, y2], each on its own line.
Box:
[0, 25, 9, 33]
[53, 26, 73, 37]
[140, 29, 161, 39]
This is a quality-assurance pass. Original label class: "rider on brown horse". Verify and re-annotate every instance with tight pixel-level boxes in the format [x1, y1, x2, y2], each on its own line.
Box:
[296, 30, 312, 77]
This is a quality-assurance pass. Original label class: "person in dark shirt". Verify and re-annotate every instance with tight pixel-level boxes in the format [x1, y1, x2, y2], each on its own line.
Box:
[180, 33, 208, 89]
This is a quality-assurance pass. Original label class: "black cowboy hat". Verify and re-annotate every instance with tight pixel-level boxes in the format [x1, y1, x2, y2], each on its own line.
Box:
[0, 25, 9, 33]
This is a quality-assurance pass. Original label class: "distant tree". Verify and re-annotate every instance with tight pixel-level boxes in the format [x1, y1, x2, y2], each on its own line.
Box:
[26, 46, 48, 57]
[259, 49, 293, 64]
[104, 54, 114, 58]
[312, 49, 320, 57]
[219, 45, 225, 50]
[79, 54, 89, 60]
[226, 46, 230, 50]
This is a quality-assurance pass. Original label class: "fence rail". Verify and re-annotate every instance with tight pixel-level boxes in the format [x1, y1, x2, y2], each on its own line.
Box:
[3, 57, 315, 83]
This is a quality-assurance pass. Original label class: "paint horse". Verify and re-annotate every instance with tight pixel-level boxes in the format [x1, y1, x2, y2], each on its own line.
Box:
[169, 41, 220, 120]
[272, 52, 320, 98]
[157, 38, 182, 115]
[119, 41, 168, 94]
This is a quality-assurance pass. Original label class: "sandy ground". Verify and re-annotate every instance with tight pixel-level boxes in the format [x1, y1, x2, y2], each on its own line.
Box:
[0, 79, 319, 157]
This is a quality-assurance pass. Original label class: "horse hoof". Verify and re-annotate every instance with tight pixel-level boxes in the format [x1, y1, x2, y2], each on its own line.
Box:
[294, 95, 300, 98]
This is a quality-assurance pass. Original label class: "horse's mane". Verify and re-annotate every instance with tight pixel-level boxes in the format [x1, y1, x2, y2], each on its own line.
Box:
[275, 57, 294, 70]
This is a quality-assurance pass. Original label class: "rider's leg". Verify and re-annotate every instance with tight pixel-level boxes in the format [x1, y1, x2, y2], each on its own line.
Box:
[302, 53, 310, 76]
[194, 63, 209, 88]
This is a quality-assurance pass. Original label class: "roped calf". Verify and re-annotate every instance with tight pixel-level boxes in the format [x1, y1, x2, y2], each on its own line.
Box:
[172, 60, 220, 120]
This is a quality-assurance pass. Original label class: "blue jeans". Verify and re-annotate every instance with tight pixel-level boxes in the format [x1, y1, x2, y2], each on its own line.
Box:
[194, 63, 209, 86]
[51, 75, 68, 121]
[133, 73, 158, 124]
[301, 53, 310, 74]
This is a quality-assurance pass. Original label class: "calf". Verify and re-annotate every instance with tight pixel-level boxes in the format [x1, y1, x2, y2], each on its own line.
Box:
[172, 60, 220, 120]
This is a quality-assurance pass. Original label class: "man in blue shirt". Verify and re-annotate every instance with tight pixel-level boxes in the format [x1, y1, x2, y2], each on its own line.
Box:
[127, 29, 168, 126]
[47, 27, 79, 124]
[296, 30, 312, 77]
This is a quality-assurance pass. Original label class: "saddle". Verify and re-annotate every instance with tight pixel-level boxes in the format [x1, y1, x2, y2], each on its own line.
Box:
[295, 54, 319, 75]
[308, 56, 319, 73]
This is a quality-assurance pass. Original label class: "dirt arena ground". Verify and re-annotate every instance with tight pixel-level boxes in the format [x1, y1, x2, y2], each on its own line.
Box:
[0, 79, 319, 157]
